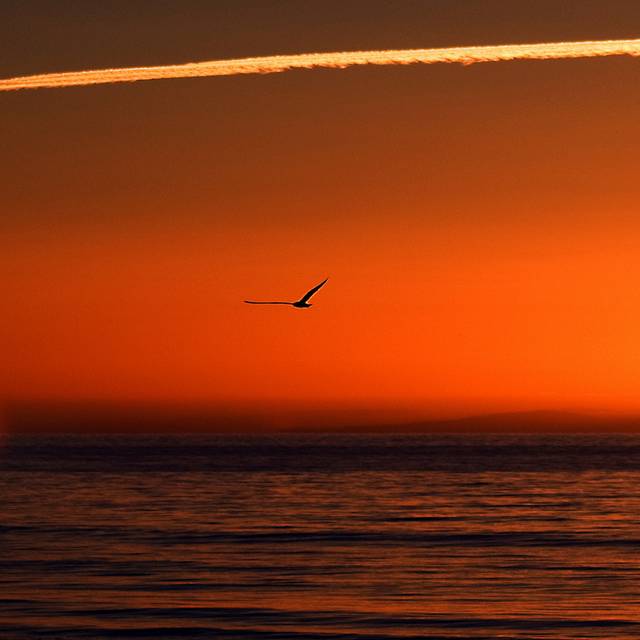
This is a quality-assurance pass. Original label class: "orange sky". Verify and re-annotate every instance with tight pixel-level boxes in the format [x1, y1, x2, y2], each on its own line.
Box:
[3, 1, 640, 426]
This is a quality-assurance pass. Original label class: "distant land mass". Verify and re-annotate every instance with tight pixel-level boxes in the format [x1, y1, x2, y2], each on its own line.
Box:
[302, 410, 640, 434]
[4, 404, 640, 434]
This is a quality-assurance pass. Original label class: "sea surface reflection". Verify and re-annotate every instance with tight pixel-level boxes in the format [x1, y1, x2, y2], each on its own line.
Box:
[2, 434, 640, 639]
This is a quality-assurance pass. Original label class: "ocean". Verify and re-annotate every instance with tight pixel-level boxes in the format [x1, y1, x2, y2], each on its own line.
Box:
[2, 434, 640, 639]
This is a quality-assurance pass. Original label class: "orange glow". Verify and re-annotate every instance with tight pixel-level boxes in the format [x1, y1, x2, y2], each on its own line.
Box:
[4, 202, 640, 419]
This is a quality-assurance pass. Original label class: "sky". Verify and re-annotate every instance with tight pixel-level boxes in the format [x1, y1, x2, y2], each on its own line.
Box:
[3, 1, 640, 430]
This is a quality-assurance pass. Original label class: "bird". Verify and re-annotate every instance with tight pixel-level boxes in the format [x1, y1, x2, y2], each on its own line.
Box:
[245, 278, 328, 308]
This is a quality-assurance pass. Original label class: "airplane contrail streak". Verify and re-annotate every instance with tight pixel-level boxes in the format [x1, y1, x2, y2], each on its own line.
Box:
[2, 38, 640, 92]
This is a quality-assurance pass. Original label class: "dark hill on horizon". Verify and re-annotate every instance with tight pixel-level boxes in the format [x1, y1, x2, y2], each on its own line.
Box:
[4, 404, 640, 435]
[293, 410, 640, 434]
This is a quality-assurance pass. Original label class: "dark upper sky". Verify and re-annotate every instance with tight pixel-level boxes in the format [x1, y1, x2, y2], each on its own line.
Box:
[4, 0, 640, 227]
[4, 1, 640, 75]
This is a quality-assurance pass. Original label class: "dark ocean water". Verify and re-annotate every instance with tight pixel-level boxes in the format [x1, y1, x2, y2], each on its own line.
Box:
[2, 434, 640, 639]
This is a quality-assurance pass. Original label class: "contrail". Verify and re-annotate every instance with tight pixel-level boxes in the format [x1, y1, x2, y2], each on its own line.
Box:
[2, 38, 640, 92]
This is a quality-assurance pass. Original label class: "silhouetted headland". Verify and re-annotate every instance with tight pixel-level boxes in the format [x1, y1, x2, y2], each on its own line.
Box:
[5, 404, 640, 434]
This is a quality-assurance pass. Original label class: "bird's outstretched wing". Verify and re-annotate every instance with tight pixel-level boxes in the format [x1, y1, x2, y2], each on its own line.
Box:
[298, 278, 328, 304]
[244, 300, 292, 305]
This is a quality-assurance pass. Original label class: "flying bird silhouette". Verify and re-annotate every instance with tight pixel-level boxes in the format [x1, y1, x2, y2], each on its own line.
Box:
[245, 278, 328, 308]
